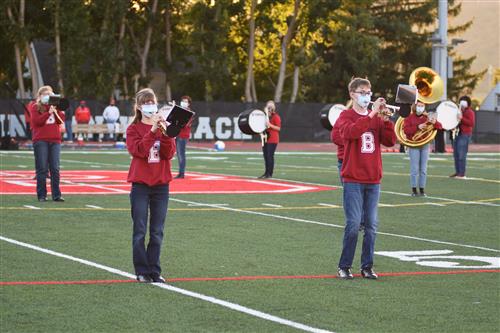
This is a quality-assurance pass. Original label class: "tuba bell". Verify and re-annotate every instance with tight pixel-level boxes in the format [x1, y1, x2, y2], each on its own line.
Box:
[394, 67, 444, 147]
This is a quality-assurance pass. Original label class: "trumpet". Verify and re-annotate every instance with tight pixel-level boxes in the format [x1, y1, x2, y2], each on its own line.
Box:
[368, 101, 400, 117]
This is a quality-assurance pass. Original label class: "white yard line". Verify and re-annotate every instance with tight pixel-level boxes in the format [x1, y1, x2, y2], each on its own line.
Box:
[0, 235, 334, 333]
[85, 205, 103, 209]
[23, 205, 41, 210]
[262, 203, 283, 208]
[318, 203, 340, 208]
[170, 198, 500, 253]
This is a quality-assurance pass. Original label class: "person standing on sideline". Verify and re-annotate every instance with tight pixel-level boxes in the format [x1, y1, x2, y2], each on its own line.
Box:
[126, 88, 176, 283]
[174, 96, 193, 179]
[450, 96, 475, 179]
[336, 77, 396, 280]
[75, 100, 91, 141]
[258, 100, 281, 179]
[403, 101, 442, 196]
[28, 85, 65, 202]
[103, 98, 120, 141]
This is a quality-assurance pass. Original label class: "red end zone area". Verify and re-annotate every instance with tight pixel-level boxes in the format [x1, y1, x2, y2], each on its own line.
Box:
[0, 170, 335, 195]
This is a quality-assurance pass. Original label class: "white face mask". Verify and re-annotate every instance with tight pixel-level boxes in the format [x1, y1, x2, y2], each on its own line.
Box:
[460, 100, 468, 108]
[141, 104, 158, 118]
[416, 105, 425, 115]
[356, 94, 371, 109]
[180, 101, 189, 108]
[40, 95, 50, 105]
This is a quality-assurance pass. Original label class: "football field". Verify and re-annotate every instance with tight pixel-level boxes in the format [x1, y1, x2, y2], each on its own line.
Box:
[1, 147, 499, 333]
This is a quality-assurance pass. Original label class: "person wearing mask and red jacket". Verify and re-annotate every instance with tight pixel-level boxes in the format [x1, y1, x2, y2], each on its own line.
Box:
[28, 85, 65, 202]
[450, 96, 475, 179]
[258, 100, 281, 179]
[403, 101, 443, 196]
[336, 77, 396, 280]
[174, 95, 194, 179]
[126, 88, 176, 284]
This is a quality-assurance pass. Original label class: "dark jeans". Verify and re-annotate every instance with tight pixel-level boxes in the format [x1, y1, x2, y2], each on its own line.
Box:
[338, 182, 380, 270]
[453, 134, 471, 176]
[262, 143, 277, 177]
[175, 137, 187, 175]
[33, 141, 62, 200]
[65, 119, 73, 141]
[130, 182, 169, 276]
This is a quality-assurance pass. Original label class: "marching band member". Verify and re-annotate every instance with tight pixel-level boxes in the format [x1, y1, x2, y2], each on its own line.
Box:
[336, 78, 396, 280]
[258, 100, 281, 179]
[403, 101, 442, 196]
[126, 88, 176, 283]
[174, 95, 193, 179]
[28, 85, 65, 202]
[450, 96, 475, 179]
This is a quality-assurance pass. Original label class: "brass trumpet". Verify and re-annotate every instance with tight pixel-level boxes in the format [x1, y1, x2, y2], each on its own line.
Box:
[368, 101, 400, 117]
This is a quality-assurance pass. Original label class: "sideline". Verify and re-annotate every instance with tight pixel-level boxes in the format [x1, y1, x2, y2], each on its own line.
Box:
[0, 235, 334, 333]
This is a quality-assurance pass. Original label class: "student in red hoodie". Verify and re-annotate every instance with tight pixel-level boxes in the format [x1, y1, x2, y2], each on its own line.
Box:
[126, 88, 176, 283]
[28, 85, 65, 202]
[451, 96, 475, 179]
[336, 78, 396, 280]
[403, 101, 442, 196]
[174, 95, 193, 179]
[258, 100, 281, 179]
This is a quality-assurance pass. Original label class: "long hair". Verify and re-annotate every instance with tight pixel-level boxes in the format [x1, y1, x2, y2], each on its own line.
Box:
[36, 85, 53, 113]
[132, 88, 157, 124]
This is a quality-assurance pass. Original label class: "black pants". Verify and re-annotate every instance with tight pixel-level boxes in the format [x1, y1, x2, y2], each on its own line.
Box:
[262, 143, 277, 177]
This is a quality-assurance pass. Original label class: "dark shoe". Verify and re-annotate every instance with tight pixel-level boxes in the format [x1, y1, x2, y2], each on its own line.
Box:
[337, 267, 354, 280]
[449, 173, 457, 178]
[174, 174, 184, 179]
[38, 197, 47, 202]
[150, 274, 166, 283]
[136, 274, 152, 283]
[360, 268, 378, 279]
[53, 197, 65, 202]
[257, 174, 268, 179]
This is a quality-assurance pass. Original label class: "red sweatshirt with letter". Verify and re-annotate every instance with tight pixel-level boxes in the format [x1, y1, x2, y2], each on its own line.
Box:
[338, 109, 396, 184]
[28, 101, 65, 143]
[126, 122, 176, 186]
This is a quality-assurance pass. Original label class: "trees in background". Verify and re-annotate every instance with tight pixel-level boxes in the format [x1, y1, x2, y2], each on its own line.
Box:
[0, 0, 485, 103]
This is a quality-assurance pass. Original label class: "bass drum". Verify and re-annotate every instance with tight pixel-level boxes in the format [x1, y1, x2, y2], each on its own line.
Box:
[320, 104, 346, 130]
[436, 101, 460, 130]
[238, 109, 268, 135]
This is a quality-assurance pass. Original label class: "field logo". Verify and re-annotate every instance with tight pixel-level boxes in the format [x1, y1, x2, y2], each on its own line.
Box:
[376, 250, 500, 269]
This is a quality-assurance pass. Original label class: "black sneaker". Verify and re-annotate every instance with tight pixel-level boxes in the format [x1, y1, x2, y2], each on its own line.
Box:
[150, 274, 166, 283]
[53, 197, 65, 202]
[360, 268, 378, 279]
[38, 197, 47, 202]
[174, 174, 184, 179]
[337, 267, 354, 280]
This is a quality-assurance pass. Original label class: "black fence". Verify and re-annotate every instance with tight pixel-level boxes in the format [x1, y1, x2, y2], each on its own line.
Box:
[0, 99, 498, 143]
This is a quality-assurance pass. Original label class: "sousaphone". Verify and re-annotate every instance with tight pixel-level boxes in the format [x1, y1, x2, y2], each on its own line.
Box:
[394, 67, 444, 147]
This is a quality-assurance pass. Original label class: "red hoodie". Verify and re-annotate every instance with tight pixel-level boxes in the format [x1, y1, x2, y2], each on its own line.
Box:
[403, 113, 442, 140]
[126, 122, 176, 186]
[28, 101, 65, 143]
[338, 109, 396, 184]
[459, 107, 475, 135]
[331, 121, 344, 161]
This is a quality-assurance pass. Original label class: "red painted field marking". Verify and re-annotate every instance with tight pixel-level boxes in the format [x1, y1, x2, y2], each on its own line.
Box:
[0, 170, 334, 195]
[2, 269, 499, 286]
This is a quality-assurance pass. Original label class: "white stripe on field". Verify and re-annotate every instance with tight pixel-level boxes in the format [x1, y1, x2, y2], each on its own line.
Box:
[425, 202, 446, 207]
[170, 198, 500, 253]
[85, 205, 103, 209]
[23, 205, 41, 210]
[318, 203, 340, 208]
[262, 203, 283, 208]
[0, 236, 334, 333]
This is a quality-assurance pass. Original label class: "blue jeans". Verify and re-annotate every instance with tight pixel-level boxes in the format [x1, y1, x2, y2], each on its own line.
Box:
[65, 119, 73, 141]
[338, 182, 380, 269]
[130, 183, 169, 276]
[33, 141, 62, 200]
[408, 144, 429, 188]
[175, 137, 187, 175]
[337, 159, 343, 185]
[453, 134, 471, 176]
[262, 143, 277, 177]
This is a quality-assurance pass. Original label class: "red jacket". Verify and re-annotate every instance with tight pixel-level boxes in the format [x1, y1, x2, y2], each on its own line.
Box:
[338, 109, 396, 184]
[403, 113, 442, 140]
[28, 101, 65, 144]
[459, 107, 475, 135]
[178, 118, 193, 139]
[267, 113, 281, 144]
[331, 121, 344, 160]
[126, 122, 176, 186]
[75, 106, 91, 124]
